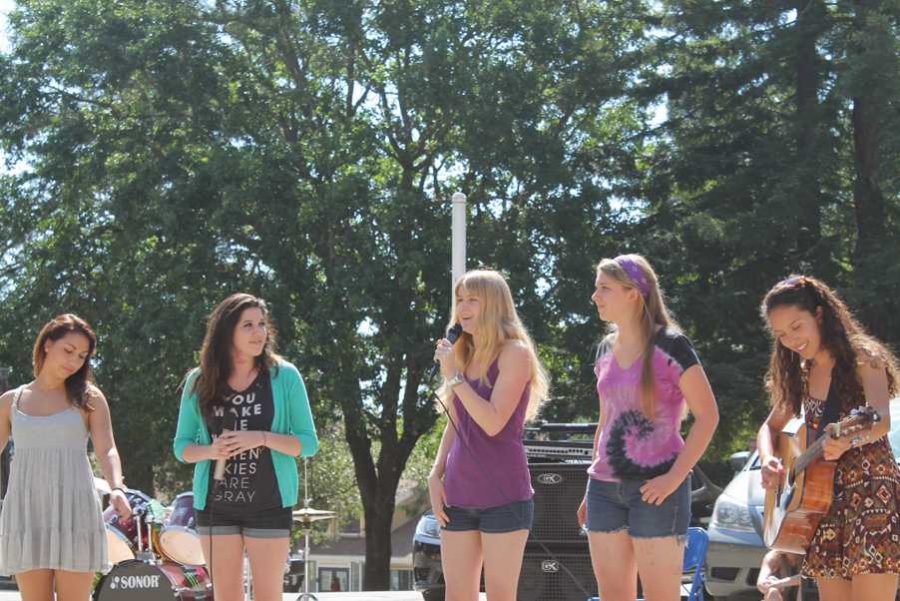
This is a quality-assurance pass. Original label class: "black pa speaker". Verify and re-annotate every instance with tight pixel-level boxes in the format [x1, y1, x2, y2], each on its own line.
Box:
[528, 462, 590, 544]
[518, 547, 597, 601]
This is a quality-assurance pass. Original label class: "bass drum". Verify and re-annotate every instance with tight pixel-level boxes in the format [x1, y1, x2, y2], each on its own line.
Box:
[93, 560, 212, 600]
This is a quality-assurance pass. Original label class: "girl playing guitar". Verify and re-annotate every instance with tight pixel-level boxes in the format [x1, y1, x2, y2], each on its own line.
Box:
[757, 275, 900, 601]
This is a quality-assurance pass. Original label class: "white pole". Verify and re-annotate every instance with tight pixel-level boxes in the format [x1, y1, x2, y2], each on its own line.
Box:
[451, 192, 467, 300]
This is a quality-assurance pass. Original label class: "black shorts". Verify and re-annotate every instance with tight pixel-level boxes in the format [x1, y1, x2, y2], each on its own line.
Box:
[195, 506, 292, 538]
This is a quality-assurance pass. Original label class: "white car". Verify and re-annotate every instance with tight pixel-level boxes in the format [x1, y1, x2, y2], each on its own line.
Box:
[705, 400, 900, 600]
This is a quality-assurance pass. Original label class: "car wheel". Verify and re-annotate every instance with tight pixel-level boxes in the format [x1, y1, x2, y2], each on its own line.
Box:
[421, 589, 446, 601]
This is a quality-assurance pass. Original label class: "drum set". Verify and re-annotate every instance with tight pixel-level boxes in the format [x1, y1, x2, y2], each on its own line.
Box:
[95, 487, 212, 600]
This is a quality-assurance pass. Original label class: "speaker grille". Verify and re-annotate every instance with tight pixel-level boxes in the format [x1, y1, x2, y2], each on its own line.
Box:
[529, 462, 590, 544]
[518, 547, 597, 601]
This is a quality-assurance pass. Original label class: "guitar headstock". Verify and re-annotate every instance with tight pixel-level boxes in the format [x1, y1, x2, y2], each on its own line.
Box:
[831, 406, 880, 438]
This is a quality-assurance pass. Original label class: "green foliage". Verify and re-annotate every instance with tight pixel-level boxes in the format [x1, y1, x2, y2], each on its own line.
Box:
[1, 0, 898, 589]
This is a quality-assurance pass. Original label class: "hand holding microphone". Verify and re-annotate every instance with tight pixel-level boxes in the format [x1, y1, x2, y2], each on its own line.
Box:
[212, 429, 232, 481]
[431, 323, 463, 380]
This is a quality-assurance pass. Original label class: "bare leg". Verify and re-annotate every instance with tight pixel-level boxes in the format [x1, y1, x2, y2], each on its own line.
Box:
[55, 569, 94, 601]
[587, 530, 637, 601]
[850, 573, 899, 601]
[481, 529, 528, 601]
[441, 530, 483, 601]
[200, 533, 245, 601]
[244, 535, 291, 601]
[632, 535, 684, 601]
[15, 569, 54, 601]
[816, 577, 852, 601]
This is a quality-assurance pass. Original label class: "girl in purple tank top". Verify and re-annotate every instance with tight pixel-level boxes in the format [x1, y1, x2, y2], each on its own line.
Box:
[429, 269, 549, 601]
[579, 255, 719, 601]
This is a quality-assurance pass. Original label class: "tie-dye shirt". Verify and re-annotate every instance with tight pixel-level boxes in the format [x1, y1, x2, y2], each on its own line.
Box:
[588, 327, 700, 482]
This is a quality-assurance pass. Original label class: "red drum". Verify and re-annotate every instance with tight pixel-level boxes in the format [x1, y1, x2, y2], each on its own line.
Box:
[159, 492, 205, 566]
[93, 560, 212, 600]
[104, 489, 160, 564]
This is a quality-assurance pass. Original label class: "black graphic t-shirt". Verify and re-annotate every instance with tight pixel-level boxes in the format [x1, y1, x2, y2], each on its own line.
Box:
[206, 369, 282, 512]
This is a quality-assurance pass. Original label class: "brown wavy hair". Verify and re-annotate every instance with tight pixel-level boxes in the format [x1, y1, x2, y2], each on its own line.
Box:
[761, 275, 899, 416]
[32, 314, 98, 411]
[192, 293, 282, 419]
[597, 255, 681, 418]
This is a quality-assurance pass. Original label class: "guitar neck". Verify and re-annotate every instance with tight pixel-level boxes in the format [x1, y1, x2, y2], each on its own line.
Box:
[793, 435, 826, 476]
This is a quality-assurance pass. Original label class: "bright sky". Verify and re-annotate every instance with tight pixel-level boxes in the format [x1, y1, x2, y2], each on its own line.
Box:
[0, 0, 11, 54]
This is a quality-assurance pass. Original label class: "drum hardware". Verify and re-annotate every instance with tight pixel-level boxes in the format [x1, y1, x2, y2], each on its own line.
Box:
[159, 492, 205, 566]
[293, 458, 337, 601]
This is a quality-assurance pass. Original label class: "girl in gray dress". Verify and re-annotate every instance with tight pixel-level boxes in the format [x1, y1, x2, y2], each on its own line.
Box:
[0, 314, 131, 601]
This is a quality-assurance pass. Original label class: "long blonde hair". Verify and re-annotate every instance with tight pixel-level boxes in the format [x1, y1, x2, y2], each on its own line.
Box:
[597, 255, 679, 418]
[442, 270, 549, 421]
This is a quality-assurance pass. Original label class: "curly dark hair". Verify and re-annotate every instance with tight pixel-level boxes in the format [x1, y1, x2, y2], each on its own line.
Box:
[761, 275, 899, 416]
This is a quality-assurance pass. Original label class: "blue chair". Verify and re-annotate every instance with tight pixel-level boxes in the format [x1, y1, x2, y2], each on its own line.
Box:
[586, 527, 709, 601]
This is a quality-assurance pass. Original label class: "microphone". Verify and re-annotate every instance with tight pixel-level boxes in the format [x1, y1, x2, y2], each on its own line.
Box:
[429, 323, 463, 380]
[213, 440, 228, 481]
[213, 415, 238, 481]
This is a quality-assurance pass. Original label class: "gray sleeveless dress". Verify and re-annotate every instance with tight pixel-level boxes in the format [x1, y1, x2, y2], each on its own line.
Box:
[0, 386, 110, 575]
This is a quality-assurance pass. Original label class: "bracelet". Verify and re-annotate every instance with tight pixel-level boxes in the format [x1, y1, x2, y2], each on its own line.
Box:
[111, 486, 126, 494]
[445, 371, 465, 388]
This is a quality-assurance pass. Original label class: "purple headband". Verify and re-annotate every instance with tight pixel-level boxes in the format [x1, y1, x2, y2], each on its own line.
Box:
[614, 255, 651, 298]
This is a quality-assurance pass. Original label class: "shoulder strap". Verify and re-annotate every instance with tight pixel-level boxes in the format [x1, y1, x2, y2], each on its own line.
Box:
[12, 386, 24, 410]
[815, 379, 841, 441]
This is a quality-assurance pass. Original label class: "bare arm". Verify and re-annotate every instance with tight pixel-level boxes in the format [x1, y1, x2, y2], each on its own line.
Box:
[181, 440, 228, 463]
[758, 403, 793, 489]
[0, 391, 12, 453]
[87, 388, 125, 490]
[667, 364, 719, 482]
[758, 404, 793, 462]
[451, 342, 531, 436]
[87, 387, 132, 519]
[429, 400, 459, 480]
[427, 400, 459, 526]
[823, 360, 892, 460]
[857, 360, 891, 440]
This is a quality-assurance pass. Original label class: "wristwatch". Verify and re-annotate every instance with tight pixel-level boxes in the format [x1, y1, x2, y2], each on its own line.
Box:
[446, 371, 466, 388]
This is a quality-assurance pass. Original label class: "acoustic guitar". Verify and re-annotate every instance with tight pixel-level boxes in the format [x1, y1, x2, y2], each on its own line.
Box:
[763, 406, 880, 554]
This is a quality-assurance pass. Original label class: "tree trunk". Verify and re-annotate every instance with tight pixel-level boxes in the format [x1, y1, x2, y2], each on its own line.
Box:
[792, 0, 825, 258]
[849, 0, 890, 336]
[851, 95, 886, 251]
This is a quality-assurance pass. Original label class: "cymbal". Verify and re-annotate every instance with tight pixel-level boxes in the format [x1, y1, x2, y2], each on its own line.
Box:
[292, 507, 337, 523]
[94, 477, 111, 495]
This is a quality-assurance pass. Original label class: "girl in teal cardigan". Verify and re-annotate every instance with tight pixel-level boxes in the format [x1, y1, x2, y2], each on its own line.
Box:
[173, 293, 318, 601]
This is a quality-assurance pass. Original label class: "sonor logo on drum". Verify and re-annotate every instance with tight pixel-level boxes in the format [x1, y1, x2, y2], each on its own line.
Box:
[541, 560, 560, 573]
[110, 574, 162, 589]
[536, 473, 563, 485]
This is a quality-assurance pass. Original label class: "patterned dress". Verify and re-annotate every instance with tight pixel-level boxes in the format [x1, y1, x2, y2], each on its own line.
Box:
[801, 392, 900, 579]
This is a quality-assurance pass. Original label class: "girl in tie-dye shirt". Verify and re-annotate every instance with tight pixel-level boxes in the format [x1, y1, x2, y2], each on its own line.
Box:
[577, 254, 719, 601]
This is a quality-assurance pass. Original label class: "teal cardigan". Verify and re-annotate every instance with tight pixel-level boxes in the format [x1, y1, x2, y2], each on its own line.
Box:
[173, 361, 319, 510]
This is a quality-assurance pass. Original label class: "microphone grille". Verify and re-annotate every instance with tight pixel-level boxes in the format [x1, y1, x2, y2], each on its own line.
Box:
[446, 323, 463, 344]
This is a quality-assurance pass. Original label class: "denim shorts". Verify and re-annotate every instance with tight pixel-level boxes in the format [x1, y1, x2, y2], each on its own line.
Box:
[585, 476, 690, 538]
[442, 499, 534, 533]
[195, 506, 292, 538]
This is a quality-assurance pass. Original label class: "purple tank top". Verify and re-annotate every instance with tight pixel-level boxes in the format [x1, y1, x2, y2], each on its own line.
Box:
[443, 359, 533, 509]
